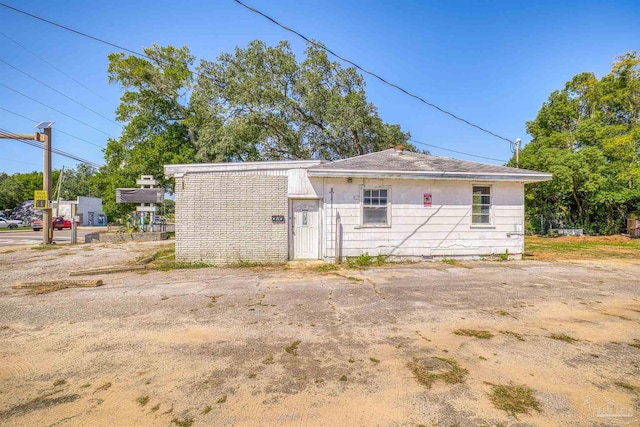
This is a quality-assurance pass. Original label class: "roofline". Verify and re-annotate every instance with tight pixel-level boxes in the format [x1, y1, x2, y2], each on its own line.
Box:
[307, 169, 552, 182]
[165, 160, 323, 176]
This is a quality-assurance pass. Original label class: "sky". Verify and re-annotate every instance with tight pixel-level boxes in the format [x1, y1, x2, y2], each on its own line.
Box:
[0, 0, 638, 175]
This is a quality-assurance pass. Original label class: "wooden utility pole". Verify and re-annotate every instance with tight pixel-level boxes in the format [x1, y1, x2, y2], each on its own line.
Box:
[0, 123, 54, 245]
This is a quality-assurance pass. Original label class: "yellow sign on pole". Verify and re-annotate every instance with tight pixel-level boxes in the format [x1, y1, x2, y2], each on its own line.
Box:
[34, 190, 48, 209]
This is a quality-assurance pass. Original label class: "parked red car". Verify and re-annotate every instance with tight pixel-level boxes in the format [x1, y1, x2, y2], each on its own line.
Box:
[32, 216, 74, 231]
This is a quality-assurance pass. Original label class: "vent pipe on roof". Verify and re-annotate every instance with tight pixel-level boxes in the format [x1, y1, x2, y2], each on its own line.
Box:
[394, 145, 404, 154]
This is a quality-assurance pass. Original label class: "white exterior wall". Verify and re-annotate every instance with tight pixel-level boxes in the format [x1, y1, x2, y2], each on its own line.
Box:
[318, 178, 525, 260]
[52, 197, 104, 225]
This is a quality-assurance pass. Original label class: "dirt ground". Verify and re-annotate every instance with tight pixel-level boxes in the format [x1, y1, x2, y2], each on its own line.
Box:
[0, 241, 639, 427]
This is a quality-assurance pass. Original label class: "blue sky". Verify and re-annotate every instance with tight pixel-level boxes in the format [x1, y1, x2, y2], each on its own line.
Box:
[0, 0, 638, 175]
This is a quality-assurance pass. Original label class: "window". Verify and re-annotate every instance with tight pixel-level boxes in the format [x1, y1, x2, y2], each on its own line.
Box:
[362, 188, 389, 225]
[472, 186, 491, 225]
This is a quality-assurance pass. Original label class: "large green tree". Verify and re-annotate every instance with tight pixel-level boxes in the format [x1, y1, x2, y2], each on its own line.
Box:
[515, 52, 640, 234]
[95, 42, 411, 219]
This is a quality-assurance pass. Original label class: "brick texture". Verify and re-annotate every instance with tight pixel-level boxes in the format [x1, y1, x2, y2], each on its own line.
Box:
[175, 173, 289, 264]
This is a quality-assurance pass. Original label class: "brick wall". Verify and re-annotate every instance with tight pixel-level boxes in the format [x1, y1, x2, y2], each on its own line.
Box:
[175, 173, 289, 264]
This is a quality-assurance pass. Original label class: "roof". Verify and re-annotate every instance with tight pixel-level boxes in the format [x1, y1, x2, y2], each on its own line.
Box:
[307, 149, 552, 182]
[164, 160, 322, 176]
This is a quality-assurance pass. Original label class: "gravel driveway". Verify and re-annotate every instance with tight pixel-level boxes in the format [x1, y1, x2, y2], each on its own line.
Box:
[1, 241, 639, 426]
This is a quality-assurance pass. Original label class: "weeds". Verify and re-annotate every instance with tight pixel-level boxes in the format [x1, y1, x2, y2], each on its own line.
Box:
[454, 329, 494, 339]
[263, 355, 275, 365]
[30, 245, 61, 251]
[151, 404, 160, 412]
[207, 294, 223, 307]
[345, 253, 387, 269]
[171, 417, 194, 427]
[500, 330, 525, 341]
[53, 379, 66, 387]
[285, 340, 301, 356]
[339, 375, 348, 381]
[136, 395, 149, 406]
[486, 382, 542, 418]
[614, 381, 640, 393]
[407, 357, 468, 388]
[548, 333, 578, 343]
[315, 264, 339, 272]
[202, 405, 212, 414]
[496, 310, 510, 316]
[441, 258, 458, 265]
[369, 357, 380, 363]
[217, 395, 227, 404]
[94, 382, 111, 393]
[498, 249, 509, 261]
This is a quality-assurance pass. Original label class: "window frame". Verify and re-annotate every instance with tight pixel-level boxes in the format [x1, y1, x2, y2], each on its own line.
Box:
[360, 186, 392, 228]
[471, 184, 493, 227]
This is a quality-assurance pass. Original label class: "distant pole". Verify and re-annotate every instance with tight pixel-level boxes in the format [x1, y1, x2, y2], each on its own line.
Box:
[515, 138, 521, 168]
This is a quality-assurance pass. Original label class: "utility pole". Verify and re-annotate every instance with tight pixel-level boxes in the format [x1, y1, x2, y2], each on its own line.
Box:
[514, 138, 521, 168]
[0, 122, 54, 245]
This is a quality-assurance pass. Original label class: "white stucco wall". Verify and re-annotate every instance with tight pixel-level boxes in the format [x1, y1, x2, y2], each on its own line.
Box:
[317, 178, 525, 260]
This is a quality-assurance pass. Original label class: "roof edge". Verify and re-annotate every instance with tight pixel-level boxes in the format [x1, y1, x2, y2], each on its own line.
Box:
[307, 169, 552, 182]
[165, 160, 323, 175]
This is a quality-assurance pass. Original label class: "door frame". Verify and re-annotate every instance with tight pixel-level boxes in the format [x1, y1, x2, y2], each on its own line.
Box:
[289, 197, 323, 260]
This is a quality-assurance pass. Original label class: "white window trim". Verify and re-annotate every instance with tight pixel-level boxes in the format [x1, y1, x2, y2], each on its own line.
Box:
[470, 183, 494, 228]
[358, 186, 392, 228]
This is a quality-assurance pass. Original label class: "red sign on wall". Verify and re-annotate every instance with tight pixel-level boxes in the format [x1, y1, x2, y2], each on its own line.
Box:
[423, 193, 432, 207]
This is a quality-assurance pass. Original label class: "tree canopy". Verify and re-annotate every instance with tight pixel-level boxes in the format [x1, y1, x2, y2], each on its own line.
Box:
[94, 41, 412, 219]
[515, 52, 640, 234]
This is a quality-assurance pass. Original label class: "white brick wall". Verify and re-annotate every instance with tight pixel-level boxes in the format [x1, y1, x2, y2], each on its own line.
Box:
[175, 173, 289, 264]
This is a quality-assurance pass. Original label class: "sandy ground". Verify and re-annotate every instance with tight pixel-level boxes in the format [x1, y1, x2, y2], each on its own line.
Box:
[0, 241, 639, 427]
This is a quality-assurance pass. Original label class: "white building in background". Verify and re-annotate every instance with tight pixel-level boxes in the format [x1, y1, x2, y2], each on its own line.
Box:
[54, 196, 107, 226]
[164, 147, 551, 264]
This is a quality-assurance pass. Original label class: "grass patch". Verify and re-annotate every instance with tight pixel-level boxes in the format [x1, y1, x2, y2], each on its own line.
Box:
[496, 309, 510, 316]
[407, 357, 468, 389]
[524, 235, 640, 261]
[548, 333, 578, 343]
[263, 355, 275, 365]
[53, 379, 66, 387]
[136, 395, 149, 406]
[216, 395, 227, 404]
[315, 263, 339, 272]
[80, 383, 90, 388]
[441, 258, 458, 265]
[369, 357, 380, 363]
[454, 329, 494, 339]
[207, 294, 223, 307]
[30, 245, 62, 251]
[202, 405, 212, 414]
[151, 404, 160, 412]
[285, 340, 301, 356]
[339, 375, 348, 382]
[94, 382, 111, 393]
[171, 417, 194, 427]
[500, 330, 525, 341]
[629, 342, 640, 349]
[614, 381, 640, 393]
[486, 382, 542, 418]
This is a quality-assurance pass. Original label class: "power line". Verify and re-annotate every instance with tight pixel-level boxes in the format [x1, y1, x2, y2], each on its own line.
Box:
[0, 30, 118, 107]
[0, 58, 121, 127]
[0, 83, 116, 138]
[0, 106, 104, 149]
[0, 2, 146, 59]
[409, 139, 508, 163]
[0, 127, 102, 168]
[233, 0, 515, 146]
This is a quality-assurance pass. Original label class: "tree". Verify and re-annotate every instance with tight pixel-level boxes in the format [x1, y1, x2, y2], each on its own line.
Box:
[515, 52, 640, 234]
[96, 41, 411, 220]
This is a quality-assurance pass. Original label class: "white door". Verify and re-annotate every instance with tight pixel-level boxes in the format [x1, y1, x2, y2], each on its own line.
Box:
[292, 200, 319, 259]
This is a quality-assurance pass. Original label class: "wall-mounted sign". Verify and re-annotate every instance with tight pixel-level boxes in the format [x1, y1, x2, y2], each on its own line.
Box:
[423, 193, 432, 207]
[34, 190, 48, 209]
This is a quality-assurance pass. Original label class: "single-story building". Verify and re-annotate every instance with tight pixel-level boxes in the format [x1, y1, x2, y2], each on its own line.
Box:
[53, 197, 107, 226]
[164, 147, 551, 264]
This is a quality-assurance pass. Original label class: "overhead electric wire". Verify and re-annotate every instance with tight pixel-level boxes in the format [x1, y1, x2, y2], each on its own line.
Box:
[233, 0, 515, 146]
[0, 30, 117, 107]
[409, 139, 508, 163]
[0, 106, 105, 149]
[0, 83, 116, 138]
[0, 2, 146, 59]
[0, 127, 102, 168]
[0, 58, 121, 127]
